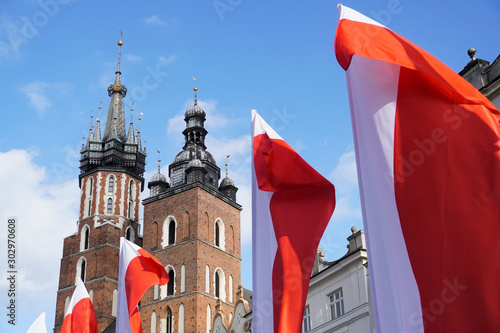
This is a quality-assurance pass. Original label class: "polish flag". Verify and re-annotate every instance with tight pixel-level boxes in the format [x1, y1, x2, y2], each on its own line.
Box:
[335, 4, 500, 332]
[60, 278, 98, 333]
[116, 237, 169, 333]
[251, 110, 336, 333]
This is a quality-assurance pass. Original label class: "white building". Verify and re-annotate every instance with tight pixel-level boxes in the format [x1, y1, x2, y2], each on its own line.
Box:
[211, 227, 373, 333]
[303, 227, 372, 333]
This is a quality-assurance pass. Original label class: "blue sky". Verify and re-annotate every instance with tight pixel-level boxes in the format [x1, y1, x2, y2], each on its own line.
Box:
[0, 0, 499, 331]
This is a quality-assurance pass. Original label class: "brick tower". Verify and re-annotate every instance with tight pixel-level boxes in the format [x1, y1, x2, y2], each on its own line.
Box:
[139, 87, 242, 333]
[54, 41, 146, 332]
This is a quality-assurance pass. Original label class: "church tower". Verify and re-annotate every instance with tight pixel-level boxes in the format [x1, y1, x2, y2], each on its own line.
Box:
[54, 41, 146, 333]
[140, 87, 242, 333]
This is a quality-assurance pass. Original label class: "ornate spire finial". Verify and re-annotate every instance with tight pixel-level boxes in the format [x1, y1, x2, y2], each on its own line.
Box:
[468, 48, 477, 61]
[193, 86, 198, 105]
[225, 155, 230, 178]
[97, 105, 101, 120]
[157, 150, 161, 173]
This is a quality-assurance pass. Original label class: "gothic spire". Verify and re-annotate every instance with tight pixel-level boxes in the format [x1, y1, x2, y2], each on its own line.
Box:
[93, 105, 102, 141]
[126, 108, 135, 143]
[103, 40, 127, 141]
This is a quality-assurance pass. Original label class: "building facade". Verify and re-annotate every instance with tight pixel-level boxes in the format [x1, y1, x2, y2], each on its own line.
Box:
[54, 41, 242, 333]
[459, 48, 500, 109]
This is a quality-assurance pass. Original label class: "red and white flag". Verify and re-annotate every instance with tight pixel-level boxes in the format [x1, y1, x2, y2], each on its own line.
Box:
[335, 4, 500, 332]
[116, 237, 169, 333]
[60, 278, 98, 333]
[251, 110, 336, 333]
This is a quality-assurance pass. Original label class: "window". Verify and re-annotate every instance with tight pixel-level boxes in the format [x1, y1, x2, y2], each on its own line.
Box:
[205, 265, 210, 293]
[214, 218, 224, 250]
[76, 257, 87, 284]
[329, 289, 345, 320]
[168, 220, 175, 245]
[166, 307, 173, 333]
[214, 268, 225, 300]
[80, 225, 90, 251]
[167, 269, 175, 296]
[303, 305, 311, 332]
[215, 271, 220, 298]
[128, 180, 135, 220]
[108, 176, 115, 193]
[107, 198, 113, 214]
[126, 226, 135, 242]
[162, 217, 177, 248]
[215, 223, 220, 247]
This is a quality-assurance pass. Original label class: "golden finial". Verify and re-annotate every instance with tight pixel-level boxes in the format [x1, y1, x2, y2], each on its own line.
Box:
[131, 108, 134, 111]
[194, 87, 198, 91]
[118, 40, 123, 46]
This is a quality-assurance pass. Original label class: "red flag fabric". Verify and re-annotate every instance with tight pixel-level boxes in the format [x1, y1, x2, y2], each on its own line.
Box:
[251, 110, 336, 333]
[60, 278, 98, 333]
[335, 4, 500, 333]
[116, 237, 169, 333]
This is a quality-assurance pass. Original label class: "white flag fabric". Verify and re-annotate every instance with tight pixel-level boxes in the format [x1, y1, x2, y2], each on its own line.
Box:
[27, 312, 47, 333]
[116, 237, 169, 333]
[335, 4, 500, 333]
[251, 110, 335, 333]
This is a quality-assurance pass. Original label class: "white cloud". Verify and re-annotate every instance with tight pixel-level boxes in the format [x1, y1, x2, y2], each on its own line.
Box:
[124, 54, 143, 63]
[144, 15, 168, 27]
[0, 149, 80, 330]
[19, 81, 68, 116]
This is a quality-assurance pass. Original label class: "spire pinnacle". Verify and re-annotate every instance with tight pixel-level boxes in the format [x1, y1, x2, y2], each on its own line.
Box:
[225, 155, 230, 178]
[126, 107, 135, 143]
[194, 86, 198, 105]
[93, 105, 102, 141]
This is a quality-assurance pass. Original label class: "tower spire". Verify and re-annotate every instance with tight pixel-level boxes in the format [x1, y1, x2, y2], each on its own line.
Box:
[103, 40, 127, 141]
[126, 107, 135, 143]
[93, 105, 102, 141]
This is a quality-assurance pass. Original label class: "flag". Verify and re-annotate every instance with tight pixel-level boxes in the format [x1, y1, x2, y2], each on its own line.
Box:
[60, 278, 98, 333]
[335, 4, 500, 332]
[251, 110, 336, 333]
[116, 237, 169, 333]
[27, 312, 47, 333]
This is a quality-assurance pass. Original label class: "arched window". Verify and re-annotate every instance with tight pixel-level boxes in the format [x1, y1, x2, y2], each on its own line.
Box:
[214, 268, 226, 301]
[76, 257, 87, 284]
[162, 217, 177, 248]
[151, 311, 157, 333]
[80, 225, 90, 251]
[108, 176, 115, 193]
[167, 269, 175, 296]
[169, 220, 175, 245]
[128, 180, 135, 220]
[125, 226, 135, 242]
[107, 198, 113, 214]
[215, 223, 220, 247]
[181, 264, 186, 293]
[166, 307, 173, 333]
[112, 289, 118, 317]
[179, 304, 185, 333]
[215, 271, 220, 298]
[214, 219, 225, 250]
